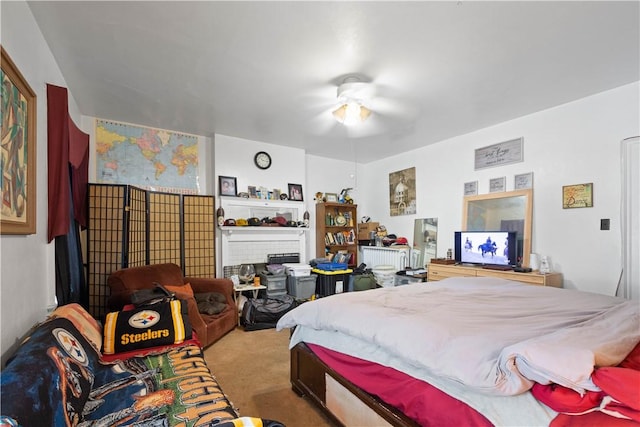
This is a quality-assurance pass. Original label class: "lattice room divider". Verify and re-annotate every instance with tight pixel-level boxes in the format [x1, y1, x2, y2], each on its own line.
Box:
[87, 184, 215, 319]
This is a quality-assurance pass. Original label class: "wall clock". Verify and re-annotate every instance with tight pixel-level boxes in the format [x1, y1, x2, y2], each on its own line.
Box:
[254, 151, 272, 170]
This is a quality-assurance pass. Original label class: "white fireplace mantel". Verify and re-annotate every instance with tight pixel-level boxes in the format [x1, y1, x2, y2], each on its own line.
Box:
[217, 197, 310, 275]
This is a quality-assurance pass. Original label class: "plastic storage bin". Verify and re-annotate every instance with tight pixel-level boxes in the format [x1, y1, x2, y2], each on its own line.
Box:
[312, 268, 353, 297]
[283, 263, 312, 277]
[372, 265, 396, 288]
[314, 262, 348, 271]
[394, 273, 424, 286]
[287, 274, 317, 300]
[259, 273, 287, 299]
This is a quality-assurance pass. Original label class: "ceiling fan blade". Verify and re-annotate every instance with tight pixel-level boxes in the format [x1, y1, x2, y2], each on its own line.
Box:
[371, 97, 418, 119]
[306, 106, 339, 135]
[345, 115, 389, 138]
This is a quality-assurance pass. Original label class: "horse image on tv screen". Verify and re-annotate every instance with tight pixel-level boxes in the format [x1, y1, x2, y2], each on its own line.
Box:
[456, 231, 516, 266]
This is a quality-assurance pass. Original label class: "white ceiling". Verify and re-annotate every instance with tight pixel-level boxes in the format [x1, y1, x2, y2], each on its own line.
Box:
[27, 1, 639, 163]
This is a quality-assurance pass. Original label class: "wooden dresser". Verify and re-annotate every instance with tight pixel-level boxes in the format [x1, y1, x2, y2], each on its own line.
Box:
[427, 263, 563, 287]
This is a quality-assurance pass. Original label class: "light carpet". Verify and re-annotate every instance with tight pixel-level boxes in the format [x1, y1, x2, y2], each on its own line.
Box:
[203, 326, 336, 427]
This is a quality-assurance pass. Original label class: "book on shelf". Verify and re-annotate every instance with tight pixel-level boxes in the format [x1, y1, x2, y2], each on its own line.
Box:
[332, 250, 351, 265]
[325, 229, 356, 246]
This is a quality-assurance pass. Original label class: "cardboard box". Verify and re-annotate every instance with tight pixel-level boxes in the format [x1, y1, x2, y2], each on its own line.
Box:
[357, 222, 380, 237]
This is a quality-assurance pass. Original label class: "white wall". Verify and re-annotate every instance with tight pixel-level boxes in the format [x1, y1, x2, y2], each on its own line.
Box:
[1, 0, 83, 356]
[213, 135, 311, 271]
[358, 82, 640, 295]
[305, 154, 359, 261]
[214, 134, 307, 198]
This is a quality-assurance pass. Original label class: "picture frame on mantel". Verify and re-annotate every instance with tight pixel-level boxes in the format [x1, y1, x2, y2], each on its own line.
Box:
[1, 47, 37, 235]
[288, 183, 303, 201]
[219, 176, 237, 197]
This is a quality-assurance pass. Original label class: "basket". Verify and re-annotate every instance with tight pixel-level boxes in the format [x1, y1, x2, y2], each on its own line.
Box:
[223, 265, 241, 278]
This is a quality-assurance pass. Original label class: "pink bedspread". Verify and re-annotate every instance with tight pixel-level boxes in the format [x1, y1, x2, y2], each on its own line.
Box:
[308, 343, 492, 427]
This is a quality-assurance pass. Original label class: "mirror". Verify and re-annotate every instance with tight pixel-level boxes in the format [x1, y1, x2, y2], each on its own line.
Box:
[462, 189, 533, 267]
[413, 218, 438, 268]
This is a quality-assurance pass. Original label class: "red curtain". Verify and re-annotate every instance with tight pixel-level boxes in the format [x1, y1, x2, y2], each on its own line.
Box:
[47, 84, 89, 242]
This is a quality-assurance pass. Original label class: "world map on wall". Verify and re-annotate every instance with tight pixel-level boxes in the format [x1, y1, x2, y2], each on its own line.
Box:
[95, 119, 199, 193]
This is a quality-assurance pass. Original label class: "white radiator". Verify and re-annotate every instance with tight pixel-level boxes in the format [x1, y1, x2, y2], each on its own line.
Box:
[361, 246, 411, 271]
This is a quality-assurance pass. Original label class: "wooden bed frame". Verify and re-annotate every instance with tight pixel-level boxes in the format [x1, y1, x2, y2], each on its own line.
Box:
[290, 342, 420, 427]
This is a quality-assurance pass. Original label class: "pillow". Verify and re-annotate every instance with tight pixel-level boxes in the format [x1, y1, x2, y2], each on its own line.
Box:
[163, 282, 194, 298]
[103, 299, 192, 355]
[195, 292, 227, 315]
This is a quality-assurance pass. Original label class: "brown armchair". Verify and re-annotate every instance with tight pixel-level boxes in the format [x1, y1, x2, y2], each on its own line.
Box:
[107, 263, 236, 348]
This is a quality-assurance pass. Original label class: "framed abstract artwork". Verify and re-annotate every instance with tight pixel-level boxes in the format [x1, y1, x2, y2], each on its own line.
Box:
[1, 47, 37, 235]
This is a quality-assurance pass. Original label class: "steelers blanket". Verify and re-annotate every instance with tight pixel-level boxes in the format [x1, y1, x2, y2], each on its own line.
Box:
[1, 303, 286, 427]
[103, 300, 192, 355]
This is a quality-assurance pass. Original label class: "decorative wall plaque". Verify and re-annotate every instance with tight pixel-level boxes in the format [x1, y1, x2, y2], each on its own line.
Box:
[475, 137, 524, 170]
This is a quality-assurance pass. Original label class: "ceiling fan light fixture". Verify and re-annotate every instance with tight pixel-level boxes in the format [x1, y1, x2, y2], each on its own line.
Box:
[332, 102, 371, 126]
[332, 76, 373, 126]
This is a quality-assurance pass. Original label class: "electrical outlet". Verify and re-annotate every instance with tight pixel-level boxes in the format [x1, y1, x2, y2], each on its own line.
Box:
[600, 218, 610, 230]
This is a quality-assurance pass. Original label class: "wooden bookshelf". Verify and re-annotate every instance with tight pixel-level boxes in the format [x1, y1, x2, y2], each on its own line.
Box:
[315, 203, 358, 267]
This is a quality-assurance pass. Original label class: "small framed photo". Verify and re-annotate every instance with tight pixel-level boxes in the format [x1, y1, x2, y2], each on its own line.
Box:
[288, 183, 304, 201]
[325, 192, 338, 202]
[272, 189, 281, 200]
[219, 176, 237, 196]
[514, 172, 533, 190]
[464, 181, 478, 196]
[248, 185, 257, 198]
[562, 183, 593, 209]
[489, 176, 506, 193]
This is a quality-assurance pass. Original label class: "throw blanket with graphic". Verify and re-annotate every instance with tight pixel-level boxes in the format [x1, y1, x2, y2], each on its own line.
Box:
[1, 303, 283, 427]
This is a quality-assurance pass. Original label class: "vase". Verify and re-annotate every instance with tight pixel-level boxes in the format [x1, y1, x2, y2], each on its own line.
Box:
[239, 264, 256, 285]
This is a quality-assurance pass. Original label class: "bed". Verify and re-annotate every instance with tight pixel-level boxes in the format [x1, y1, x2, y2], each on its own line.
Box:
[276, 277, 640, 426]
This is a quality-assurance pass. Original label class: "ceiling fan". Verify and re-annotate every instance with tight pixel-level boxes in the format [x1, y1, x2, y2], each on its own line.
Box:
[331, 76, 374, 126]
[304, 74, 417, 139]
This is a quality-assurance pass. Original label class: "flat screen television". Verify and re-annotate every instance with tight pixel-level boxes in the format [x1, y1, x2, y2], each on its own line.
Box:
[454, 231, 517, 267]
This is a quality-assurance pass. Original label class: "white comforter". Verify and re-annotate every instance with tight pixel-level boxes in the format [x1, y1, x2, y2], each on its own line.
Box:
[276, 277, 640, 396]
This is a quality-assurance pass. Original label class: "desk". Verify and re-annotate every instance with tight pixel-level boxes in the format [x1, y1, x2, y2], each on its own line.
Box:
[234, 283, 266, 299]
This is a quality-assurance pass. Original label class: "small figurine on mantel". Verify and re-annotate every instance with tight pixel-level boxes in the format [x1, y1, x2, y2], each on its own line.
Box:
[314, 192, 325, 203]
[216, 206, 225, 227]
